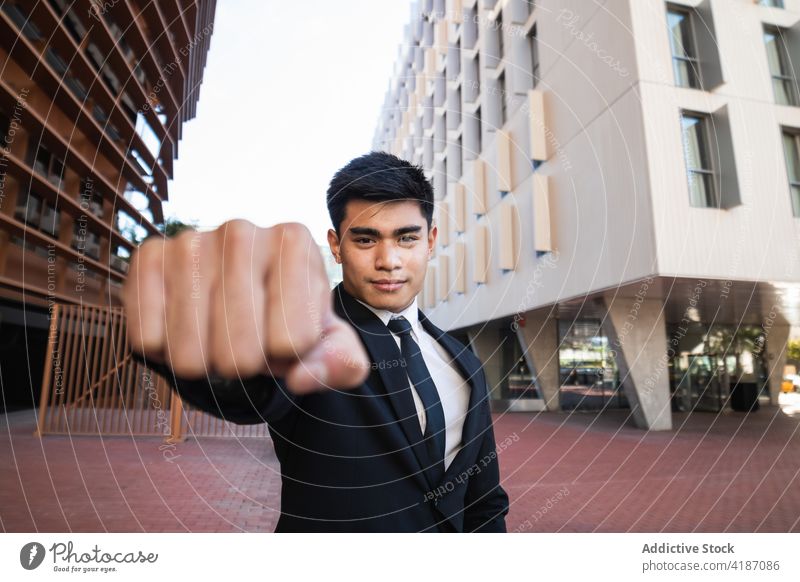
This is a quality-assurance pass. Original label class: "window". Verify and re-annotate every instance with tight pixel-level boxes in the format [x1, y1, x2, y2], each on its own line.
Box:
[81, 178, 104, 218]
[0, 109, 9, 143]
[15, 190, 42, 227]
[65, 76, 88, 101]
[496, 12, 504, 63]
[447, 87, 461, 130]
[464, 105, 482, 160]
[758, 0, 784, 7]
[72, 221, 100, 260]
[498, 71, 507, 126]
[782, 130, 800, 216]
[448, 39, 461, 80]
[666, 2, 723, 91]
[29, 143, 65, 187]
[2, 3, 43, 42]
[681, 113, 717, 207]
[15, 190, 61, 237]
[486, 12, 503, 68]
[475, 106, 482, 154]
[667, 7, 700, 88]
[463, 5, 478, 50]
[39, 200, 60, 236]
[459, 135, 465, 178]
[765, 27, 798, 106]
[528, 24, 540, 87]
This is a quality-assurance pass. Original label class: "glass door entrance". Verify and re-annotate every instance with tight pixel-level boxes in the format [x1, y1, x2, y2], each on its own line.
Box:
[668, 323, 768, 413]
[671, 353, 729, 412]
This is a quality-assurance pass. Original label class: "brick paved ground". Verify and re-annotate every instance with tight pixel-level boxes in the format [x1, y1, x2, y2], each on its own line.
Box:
[1, 403, 798, 532]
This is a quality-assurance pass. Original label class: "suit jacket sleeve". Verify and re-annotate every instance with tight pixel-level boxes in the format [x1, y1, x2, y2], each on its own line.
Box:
[462, 393, 510, 533]
[132, 352, 298, 425]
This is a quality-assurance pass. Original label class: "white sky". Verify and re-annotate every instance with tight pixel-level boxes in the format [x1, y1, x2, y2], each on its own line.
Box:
[163, 0, 413, 245]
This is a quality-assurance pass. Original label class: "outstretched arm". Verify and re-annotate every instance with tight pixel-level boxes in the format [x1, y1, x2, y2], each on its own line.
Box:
[134, 352, 298, 425]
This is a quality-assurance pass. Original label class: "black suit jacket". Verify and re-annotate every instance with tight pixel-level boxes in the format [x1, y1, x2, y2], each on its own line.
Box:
[149, 283, 509, 532]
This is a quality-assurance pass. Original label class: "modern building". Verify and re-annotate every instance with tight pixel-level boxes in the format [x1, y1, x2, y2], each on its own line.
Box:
[373, 0, 800, 429]
[0, 0, 216, 409]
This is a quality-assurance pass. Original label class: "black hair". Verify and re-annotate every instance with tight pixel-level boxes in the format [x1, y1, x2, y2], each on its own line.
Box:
[326, 151, 434, 235]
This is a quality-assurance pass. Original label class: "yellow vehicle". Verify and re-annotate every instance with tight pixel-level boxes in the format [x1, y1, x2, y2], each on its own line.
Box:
[783, 365, 798, 393]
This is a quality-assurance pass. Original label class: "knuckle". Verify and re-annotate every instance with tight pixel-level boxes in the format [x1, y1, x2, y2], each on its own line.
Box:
[210, 348, 262, 379]
[273, 222, 312, 246]
[169, 229, 200, 261]
[128, 237, 161, 276]
[219, 219, 257, 249]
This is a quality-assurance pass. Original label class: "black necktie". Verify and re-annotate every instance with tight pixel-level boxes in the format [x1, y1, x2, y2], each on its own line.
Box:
[386, 316, 446, 487]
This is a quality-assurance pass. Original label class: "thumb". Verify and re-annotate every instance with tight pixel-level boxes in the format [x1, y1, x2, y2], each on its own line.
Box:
[284, 313, 370, 393]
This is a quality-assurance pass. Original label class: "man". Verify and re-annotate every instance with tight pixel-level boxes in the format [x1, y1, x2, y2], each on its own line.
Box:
[123, 151, 510, 532]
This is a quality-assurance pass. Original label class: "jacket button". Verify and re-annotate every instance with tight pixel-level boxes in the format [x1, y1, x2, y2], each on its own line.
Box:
[434, 498, 439, 507]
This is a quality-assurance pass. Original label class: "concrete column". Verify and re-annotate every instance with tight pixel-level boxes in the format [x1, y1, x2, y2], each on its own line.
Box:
[467, 327, 504, 400]
[600, 295, 672, 431]
[516, 308, 560, 411]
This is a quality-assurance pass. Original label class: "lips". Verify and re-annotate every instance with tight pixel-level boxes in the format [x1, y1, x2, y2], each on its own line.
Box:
[371, 279, 406, 292]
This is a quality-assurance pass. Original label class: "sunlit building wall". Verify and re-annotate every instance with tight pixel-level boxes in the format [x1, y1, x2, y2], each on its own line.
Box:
[374, 0, 800, 429]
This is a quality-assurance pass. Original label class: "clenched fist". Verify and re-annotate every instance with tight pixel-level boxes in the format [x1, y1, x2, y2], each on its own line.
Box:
[121, 219, 369, 393]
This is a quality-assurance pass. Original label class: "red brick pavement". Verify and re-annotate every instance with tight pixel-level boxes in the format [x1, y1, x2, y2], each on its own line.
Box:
[1, 405, 798, 532]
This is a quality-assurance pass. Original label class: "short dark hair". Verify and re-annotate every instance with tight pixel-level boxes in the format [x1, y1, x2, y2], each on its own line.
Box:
[326, 151, 434, 234]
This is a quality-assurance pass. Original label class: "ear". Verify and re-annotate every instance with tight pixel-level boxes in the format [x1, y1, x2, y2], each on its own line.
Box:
[327, 228, 341, 263]
[427, 223, 438, 257]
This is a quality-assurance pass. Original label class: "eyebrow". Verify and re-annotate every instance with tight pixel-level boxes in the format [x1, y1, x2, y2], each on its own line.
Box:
[348, 225, 423, 237]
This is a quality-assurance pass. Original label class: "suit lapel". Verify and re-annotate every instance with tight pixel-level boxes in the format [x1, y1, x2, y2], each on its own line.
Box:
[332, 285, 434, 494]
[331, 284, 490, 503]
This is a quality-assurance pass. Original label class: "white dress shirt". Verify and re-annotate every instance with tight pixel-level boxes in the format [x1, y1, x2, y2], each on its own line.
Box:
[356, 296, 471, 471]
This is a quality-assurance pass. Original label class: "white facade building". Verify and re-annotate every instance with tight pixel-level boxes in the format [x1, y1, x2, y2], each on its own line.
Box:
[373, 0, 800, 430]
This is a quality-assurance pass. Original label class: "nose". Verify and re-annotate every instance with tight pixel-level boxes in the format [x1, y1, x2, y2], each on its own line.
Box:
[374, 240, 402, 271]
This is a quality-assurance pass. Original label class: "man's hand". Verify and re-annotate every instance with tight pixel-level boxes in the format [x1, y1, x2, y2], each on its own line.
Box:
[121, 220, 369, 394]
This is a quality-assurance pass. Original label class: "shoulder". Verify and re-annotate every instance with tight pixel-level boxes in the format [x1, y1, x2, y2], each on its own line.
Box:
[419, 311, 483, 369]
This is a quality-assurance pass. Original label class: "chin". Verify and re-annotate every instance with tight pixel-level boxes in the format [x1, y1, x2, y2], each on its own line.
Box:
[364, 287, 418, 312]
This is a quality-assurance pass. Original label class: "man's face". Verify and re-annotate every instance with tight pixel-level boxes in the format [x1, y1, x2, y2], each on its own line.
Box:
[328, 199, 436, 313]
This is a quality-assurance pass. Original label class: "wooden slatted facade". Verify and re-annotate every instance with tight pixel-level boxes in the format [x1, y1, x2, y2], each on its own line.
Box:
[37, 304, 269, 439]
[0, 1, 218, 412]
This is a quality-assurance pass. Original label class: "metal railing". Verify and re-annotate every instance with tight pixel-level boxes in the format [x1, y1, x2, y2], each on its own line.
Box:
[36, 304, 269, 440]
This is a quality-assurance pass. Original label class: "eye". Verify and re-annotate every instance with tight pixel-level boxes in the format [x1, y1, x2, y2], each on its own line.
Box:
[399, 235, 419, 243]
[354, 237, 374, 245]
